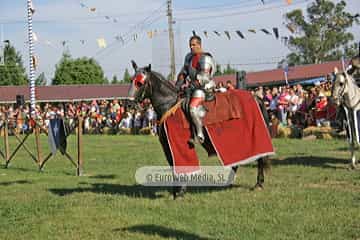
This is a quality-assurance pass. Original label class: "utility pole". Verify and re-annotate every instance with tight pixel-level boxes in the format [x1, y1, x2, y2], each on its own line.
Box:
[167, 0, 176, 81]
[0, 25, 4, 66]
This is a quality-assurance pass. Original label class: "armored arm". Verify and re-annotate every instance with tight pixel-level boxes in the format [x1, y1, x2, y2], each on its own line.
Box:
[196, 54, 216, 89]
[175, 53, 192, 91]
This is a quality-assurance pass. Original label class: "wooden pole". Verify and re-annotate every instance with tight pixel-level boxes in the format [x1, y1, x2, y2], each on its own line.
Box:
[4, 114, 9, 166]
[35, 125, 42, 168]
[77, 117, 83, 176]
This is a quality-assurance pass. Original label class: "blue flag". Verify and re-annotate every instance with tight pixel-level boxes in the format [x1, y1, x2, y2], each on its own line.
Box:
[48, 118, 67, 155]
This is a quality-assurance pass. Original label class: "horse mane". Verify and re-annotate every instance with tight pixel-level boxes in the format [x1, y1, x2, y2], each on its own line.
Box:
[150, 71, 178, 93]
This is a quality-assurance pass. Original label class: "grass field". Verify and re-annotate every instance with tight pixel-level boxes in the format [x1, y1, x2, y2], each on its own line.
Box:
[0, 135, 359, 240]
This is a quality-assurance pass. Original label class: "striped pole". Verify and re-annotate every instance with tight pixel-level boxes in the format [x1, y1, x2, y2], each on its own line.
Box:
[27, 0, 36, 117]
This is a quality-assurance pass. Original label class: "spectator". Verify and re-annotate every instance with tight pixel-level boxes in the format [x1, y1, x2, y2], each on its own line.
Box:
[226, 80, 235, 90]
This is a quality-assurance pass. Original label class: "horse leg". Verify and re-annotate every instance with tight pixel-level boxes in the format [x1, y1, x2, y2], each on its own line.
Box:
[350, 142, 357, 170]
[227, 166, 239, 187]
[253, 158, 265, 190]
[158, 125, 187, 198]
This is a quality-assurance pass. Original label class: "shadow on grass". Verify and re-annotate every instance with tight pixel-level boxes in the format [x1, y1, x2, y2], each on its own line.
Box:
[1, 165, 39, 172]
[88, 174, 117, 179]
[48, 182, 250, 199]
[272, 156, 350, 169]
[0, 180, 32, 186]
[115, 224, 213, 240]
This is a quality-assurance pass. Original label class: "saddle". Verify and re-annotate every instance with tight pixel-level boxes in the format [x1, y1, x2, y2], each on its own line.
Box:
[180, 90, 243, 129]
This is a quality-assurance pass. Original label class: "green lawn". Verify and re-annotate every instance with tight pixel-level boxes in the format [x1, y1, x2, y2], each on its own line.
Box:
[0, 135, 359, 240]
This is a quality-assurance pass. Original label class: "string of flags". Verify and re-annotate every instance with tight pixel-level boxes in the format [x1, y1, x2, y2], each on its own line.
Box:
[25, 25, 294, 50]
[79, 2, 119, 23]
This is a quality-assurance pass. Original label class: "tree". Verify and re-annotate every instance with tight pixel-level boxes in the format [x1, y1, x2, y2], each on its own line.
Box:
[281, 0, 359, 66]
[111, 75, 118, 84]
[52, 53, 107, 85]
[214, 64, 222, 76]
[222, 63, 237, 75]
[36, 72, 47, 86]
[122, 68, 132, 84]
[0, 43, 27, 85]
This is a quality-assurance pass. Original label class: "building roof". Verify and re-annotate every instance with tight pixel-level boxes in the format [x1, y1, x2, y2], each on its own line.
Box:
[0, 84, 130, 103]
[214, 60, 347, 87]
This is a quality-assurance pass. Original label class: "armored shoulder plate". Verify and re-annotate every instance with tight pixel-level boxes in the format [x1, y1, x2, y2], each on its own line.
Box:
[198, 53, 216, 77]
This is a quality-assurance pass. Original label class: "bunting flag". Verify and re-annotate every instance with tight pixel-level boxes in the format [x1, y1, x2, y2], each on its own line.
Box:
[147, 31, 154, 39]
[273, 27, 279, 39]
[214, 31, 221, 36]
[204, 31, 208, 38]
[44, 40, 52, 46]
[97, 38, 107, 48]
[281, 36, 289, 45]
[32, 55, 38, 70]
[261, 29, 271, 35]
[29, 0, 35, 15]
[115, 35, 124, 44]
[248, 29, 256, 33]
[61, 40, 67, 47]
[224, 31, 231, 40]
[286, 23, 296, 33]
[33, 32, 38, 42]
[48, 118, 67, 156]
[80, 39, 85, 44]
[286, 0, 292, 4]
[236, 31, 245, 39]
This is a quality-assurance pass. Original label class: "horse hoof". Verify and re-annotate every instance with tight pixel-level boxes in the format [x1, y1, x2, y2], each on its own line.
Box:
[348, 164, 356, 171]
[187, 139, 195, 148]
[173, 186, 187, 200]
[251, 183, 264, 191]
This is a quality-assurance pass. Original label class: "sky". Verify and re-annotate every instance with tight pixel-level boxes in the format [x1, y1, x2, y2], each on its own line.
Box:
[0, 0, 359, 84]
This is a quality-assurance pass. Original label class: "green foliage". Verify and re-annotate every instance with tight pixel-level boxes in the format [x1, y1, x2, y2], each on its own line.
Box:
[222, 63, 237, 75]
[282, 0, 359, 66]
[214, 63, 238, 76]
[121, 68, 132, 84]
[52, 53, 106, 85]
[214, 64, 222, 76]
[111, 75, 118, 84]
[0, 43, 27, 85]
[35, 72, 47, 86]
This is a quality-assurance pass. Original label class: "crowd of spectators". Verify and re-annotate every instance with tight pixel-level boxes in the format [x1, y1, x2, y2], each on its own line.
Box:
[0, 99, 157, 136]
[0, 79, 339, 137]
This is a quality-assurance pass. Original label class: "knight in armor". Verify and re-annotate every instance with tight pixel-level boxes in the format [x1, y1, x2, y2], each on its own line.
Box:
[175, 35, 216, 144]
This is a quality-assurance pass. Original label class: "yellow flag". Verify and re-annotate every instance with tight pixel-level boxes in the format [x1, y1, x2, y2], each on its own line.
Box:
[97, 38, 107, 48]
[147, 31, 153, 39]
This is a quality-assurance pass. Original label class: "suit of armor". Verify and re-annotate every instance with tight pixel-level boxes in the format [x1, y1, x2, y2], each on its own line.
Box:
[176, 52, 216, 143]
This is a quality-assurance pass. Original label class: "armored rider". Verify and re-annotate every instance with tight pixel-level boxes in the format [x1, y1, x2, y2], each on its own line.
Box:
[175, 35, 216, 144]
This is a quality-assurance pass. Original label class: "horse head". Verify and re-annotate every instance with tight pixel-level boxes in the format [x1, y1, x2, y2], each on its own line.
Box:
[331, 67, 350, 106]
[128, 60, 152, 103]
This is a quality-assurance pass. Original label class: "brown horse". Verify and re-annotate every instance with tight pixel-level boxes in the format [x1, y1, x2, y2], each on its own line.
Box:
[128, 60, 274, 198]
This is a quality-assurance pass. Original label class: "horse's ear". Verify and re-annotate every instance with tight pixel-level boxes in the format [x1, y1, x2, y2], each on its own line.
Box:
[334, 67, 338, 74]
[131, 60, 138, 71]
[145, 64, 151, 72]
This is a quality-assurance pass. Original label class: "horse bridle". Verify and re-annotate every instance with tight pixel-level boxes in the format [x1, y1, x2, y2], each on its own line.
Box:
[134, 71, 152, 101]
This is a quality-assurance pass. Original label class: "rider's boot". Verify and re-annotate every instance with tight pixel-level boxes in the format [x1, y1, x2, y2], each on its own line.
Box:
[189, 105, 206, 144]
